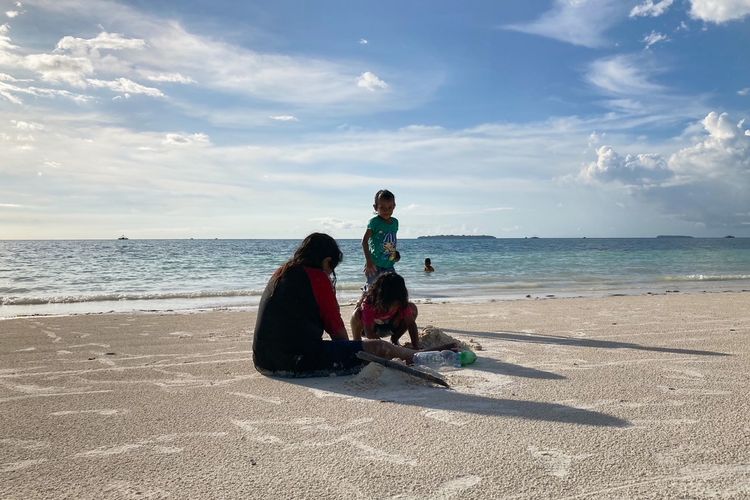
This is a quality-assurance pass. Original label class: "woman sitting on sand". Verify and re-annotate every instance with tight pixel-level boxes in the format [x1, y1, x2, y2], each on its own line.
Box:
[252, 233, 434, 377]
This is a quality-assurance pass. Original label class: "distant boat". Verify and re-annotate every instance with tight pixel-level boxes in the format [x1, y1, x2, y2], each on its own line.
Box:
[725, 235, 735, 238]
[117, 235, 128, 240]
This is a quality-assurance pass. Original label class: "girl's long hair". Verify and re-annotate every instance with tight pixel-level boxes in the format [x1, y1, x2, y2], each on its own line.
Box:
[269, 233, 343, 293]
[364, 272, 408, 311]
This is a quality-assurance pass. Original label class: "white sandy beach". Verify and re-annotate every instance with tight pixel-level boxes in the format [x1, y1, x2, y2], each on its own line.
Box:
[1, 292, 749, 499]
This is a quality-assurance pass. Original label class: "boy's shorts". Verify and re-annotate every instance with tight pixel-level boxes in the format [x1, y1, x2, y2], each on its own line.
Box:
[363, 266, 395, 290]
[255, 340, 366, 378]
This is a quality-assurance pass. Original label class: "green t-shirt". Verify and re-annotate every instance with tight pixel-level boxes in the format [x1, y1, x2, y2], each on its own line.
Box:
[367, 216, 399, 268]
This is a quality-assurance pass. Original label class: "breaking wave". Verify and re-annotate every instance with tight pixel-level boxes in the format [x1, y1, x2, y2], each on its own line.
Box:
[0, 289, 263, 306]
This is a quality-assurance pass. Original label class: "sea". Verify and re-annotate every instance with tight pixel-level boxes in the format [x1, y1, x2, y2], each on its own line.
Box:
[1, 237, 749, 319]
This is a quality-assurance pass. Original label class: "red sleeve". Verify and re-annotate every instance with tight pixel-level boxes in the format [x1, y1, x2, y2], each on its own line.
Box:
[304, 267, 345, 336]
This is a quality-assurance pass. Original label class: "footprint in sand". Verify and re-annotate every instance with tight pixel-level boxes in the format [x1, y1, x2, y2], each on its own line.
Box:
[0, 438, 50, 450]
[623, 418, 699, 430]
[0, 459, 48, 473]
[168, 331, 192, 338]
[421, 409, 468, 427]
[74, 432, 227, 458]
[528, 446, 592, 478]
[657, 385, 731, 396]
[390, 475, 482, 499]
[663, 367, 706, 381]
[0, 439, 50, 473]
[229, 391, 283, 405]
[44, 330, 62, 343]
[50, 409, 127, 417]
[231, 417, 413, 465]
[103, 480, 168, 499]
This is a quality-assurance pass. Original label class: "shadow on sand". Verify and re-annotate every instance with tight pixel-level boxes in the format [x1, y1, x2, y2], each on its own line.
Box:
[443, 328, 729, 357]
[467, 356, 565, 380]
[267, 359, 627, 428]
[262, 323, 732, 428]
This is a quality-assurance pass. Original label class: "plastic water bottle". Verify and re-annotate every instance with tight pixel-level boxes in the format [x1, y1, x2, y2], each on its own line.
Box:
[413, 350, 477, 368]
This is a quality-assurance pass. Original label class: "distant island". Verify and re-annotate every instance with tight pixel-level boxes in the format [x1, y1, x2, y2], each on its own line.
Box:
[417, 235, 496, 239]
[656, 235, 693, 238]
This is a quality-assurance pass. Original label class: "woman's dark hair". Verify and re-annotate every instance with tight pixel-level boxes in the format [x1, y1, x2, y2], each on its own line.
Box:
[270, 233, 343, 293]
[373, 189, 395, 208]
[364, 272, 408, 311]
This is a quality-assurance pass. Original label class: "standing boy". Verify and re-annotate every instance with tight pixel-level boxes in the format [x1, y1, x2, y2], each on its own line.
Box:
[362, 189, 399, 286]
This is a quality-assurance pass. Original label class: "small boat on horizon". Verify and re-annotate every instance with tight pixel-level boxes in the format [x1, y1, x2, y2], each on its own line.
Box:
[117, 235, 129, 240]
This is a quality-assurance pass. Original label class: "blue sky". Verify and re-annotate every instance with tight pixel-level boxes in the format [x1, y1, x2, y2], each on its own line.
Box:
[1, 0, 749, 239]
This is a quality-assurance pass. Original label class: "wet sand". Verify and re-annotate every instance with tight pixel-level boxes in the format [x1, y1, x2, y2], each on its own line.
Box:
[1, 292, 749, 499]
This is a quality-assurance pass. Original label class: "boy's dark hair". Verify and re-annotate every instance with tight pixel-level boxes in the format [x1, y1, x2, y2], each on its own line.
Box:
[373, 189, 395, 208]
[424, 258, 431, 265]
[365, 272, 408, 311]
[270, 233, 343, 293]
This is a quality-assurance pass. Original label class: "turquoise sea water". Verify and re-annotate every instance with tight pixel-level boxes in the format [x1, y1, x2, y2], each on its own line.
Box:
[1, 238, 749, 318]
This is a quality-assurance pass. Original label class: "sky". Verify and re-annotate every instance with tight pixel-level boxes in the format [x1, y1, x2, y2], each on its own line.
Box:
[1, 0, 749, 239]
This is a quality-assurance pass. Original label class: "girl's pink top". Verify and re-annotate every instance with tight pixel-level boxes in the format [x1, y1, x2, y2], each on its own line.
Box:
[360, 301, 414, 330]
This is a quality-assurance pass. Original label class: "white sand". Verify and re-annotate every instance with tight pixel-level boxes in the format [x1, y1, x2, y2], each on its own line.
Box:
[1, 292, 749, 498]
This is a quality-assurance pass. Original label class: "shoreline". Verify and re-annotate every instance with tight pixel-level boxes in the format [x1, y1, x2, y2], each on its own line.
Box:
[2, 293, 749, 498]
[2, 285, 750, 320]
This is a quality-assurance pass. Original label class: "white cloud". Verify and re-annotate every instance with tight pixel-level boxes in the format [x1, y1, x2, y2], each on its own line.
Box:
[12, 120, 43, 130]
[269, 115, 298, 122]
[18, 53, 95, 86]
[138, 22, 397, 106]
[630, 0, 675, 17]
[87, 77, 163, 97]
[689, 0, 750, 23]
[359, 39, 368, 45]
[503, 0, 629, 48]
[586, 54, 664, 95]
[55, 32, 146, 53]
[0, 83, 22, 104]
[309, 217, 358, 231]
[0, 22, 17, 50]
[580, 112, 750, 227]
[163, 132, 211, 146]
[0, 75, 92, 104]
[6, 10, 20, 18]
[738, 87, 750, 96]
[357, 71, 388, 91]
[669, 111, 750, 178]
[580, 145, 673, 185]
[143, 72, 195, 84]
[643, 31, 669, 48]
[0, 2, 433, 114]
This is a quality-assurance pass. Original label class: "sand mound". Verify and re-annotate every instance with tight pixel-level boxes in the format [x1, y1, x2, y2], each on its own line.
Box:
[405, 325, 482, 351]
[348, 361, 433, 389]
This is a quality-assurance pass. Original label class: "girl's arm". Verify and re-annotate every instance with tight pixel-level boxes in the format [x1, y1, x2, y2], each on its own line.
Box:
[359, 302, 378, 339]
